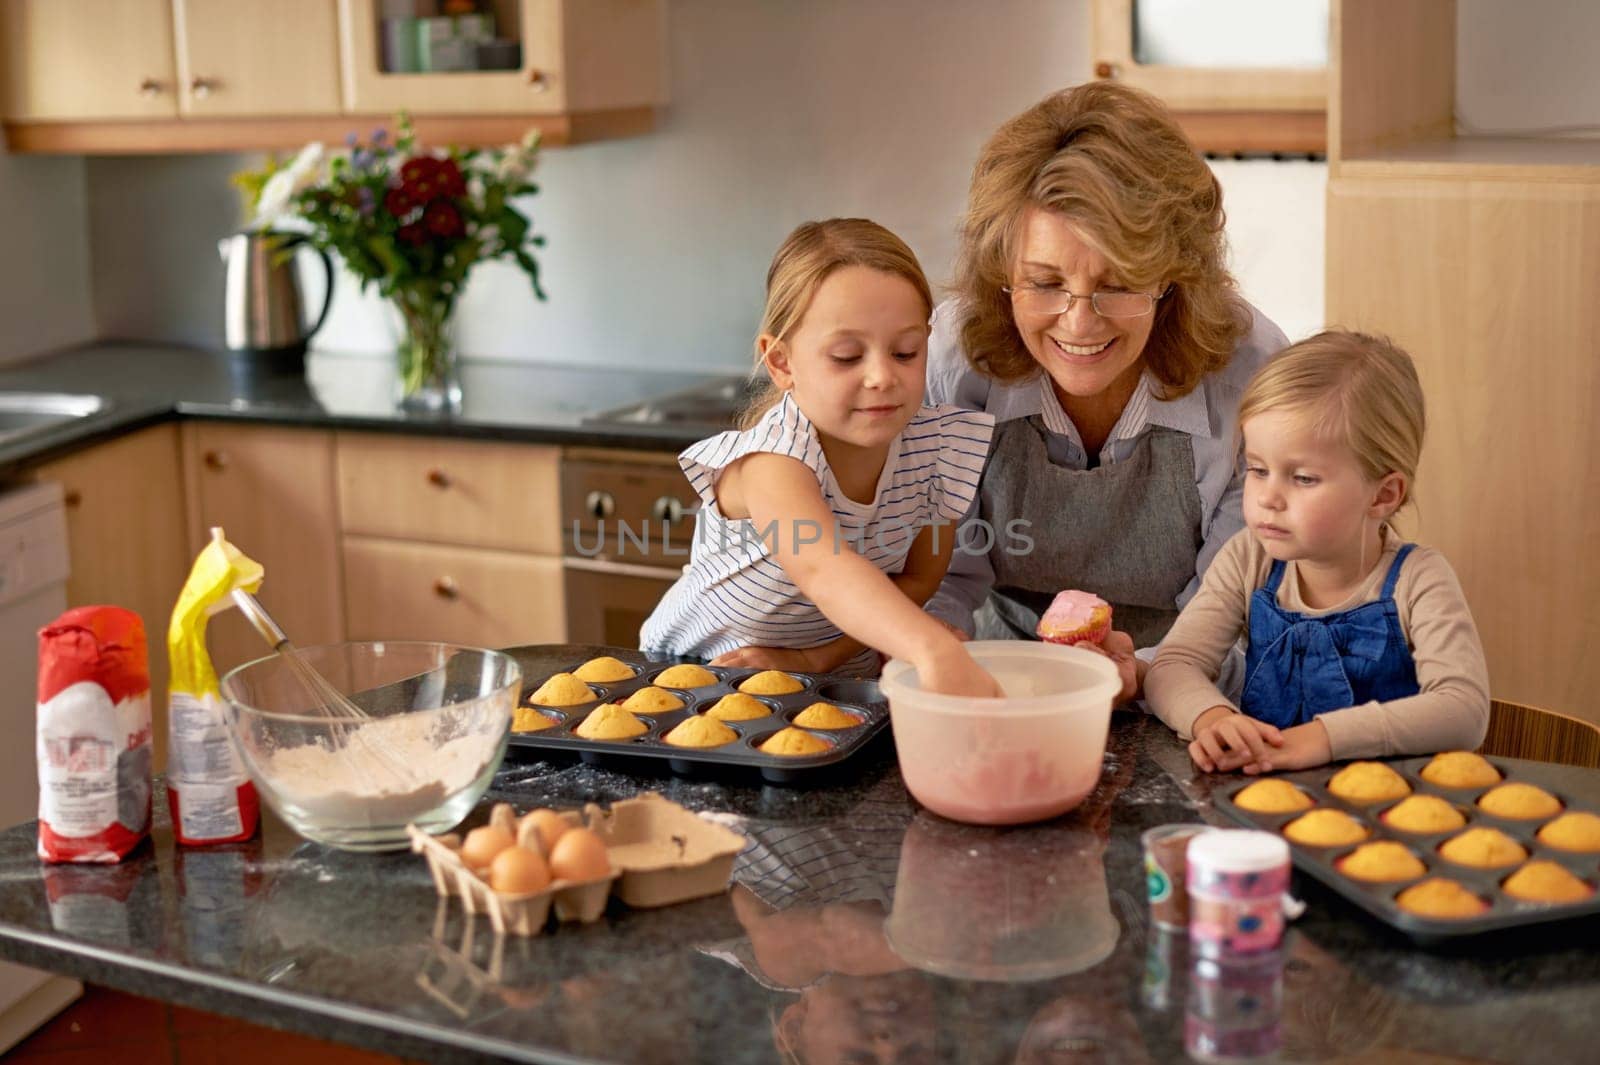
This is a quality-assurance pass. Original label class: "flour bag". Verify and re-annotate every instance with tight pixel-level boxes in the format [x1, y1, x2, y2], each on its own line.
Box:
[36, 605, 154, 863]
[166, 528, 262, 845]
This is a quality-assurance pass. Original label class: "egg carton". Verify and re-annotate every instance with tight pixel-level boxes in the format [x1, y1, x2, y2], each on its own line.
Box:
[503, 646, 889, 784]
[408, 792, 746, 937]
[1215, 755, 1600, 944]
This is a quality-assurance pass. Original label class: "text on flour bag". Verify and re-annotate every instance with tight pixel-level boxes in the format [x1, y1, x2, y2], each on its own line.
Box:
[36, 605, 154, 863]
[166, 528, 263, 845]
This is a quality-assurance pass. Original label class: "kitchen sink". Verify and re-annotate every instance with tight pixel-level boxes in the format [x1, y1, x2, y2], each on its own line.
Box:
[0, 393, 109, 446]
[583, 375, 761, 430]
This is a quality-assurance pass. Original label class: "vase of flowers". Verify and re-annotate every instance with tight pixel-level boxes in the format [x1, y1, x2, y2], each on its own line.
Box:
[235, 115, 545, 413]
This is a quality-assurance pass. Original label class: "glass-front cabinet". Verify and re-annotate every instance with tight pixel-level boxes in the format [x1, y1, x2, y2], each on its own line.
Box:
[339, 0, 666, 117]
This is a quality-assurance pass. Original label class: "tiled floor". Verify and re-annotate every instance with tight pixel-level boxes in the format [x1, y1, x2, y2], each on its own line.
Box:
[6, 985, 418, 1064]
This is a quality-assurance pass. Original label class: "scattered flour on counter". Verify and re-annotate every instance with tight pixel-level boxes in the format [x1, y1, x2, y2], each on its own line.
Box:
[260, 714, 499, 824]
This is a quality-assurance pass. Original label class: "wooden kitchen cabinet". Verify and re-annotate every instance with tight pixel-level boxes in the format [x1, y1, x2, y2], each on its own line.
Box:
[181, 422, 346, 678]
[171, 0, 342, 118]
[0, 0, 179, 120]
[1325, 1, 1600, 722]
[25, 425, 190, 770]
[335, 431, 565, 647]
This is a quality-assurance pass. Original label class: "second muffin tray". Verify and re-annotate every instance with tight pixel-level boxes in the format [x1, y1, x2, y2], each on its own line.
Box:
[1215, 755, 1600, 943]
[502, 645, 889, 785]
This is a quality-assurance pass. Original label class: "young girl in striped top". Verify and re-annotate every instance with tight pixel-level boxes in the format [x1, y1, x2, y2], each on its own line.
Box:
[641, 219, 1001, 696]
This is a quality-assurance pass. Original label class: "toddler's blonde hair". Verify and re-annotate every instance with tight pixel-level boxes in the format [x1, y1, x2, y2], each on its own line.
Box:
[1238, 329, 1426, 507]
[739, 218, 934, 430]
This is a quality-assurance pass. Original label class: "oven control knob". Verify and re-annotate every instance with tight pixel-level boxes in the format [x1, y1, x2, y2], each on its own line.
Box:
[585, 490, 616, 519]
[651, 496, 686, 523]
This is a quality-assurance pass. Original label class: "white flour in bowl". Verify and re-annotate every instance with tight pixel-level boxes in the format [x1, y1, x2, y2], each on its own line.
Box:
[256, 711, 501, 825]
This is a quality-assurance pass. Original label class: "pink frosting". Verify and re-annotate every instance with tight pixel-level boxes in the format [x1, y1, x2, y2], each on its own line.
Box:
[1039, 590, 1109, 629]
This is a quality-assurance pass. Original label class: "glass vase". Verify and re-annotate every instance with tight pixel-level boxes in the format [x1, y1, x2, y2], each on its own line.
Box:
[392, 294, 461, 414]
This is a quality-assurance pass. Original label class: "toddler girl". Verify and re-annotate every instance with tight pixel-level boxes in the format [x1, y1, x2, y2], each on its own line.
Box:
[1146, 329, 1489, 772]
[641, 219, 1001, 696]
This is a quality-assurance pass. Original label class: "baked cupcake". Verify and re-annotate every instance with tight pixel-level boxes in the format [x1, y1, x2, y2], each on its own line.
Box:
[574, 703, 649, 740]
[1477, 783, 1563, 820]
[739, 670, 805, 695]
[704, 693, 771, 721]
[1395, 878, 1489, 919]
[1381, 795, 1467, 834]
[1502, 861, 1594, 904]
[1233, 779, 1314, 814]
[653, 664, 719, 689]
[1283, 809, 1368, 847]
[792, 702, 861, 730]
[512, 706, 560, 732]
[1419, 751, 1501, 789]
[1326, 762, 1411, 804]
[573, 656, 636, 683]
[620, 686, 684, 713]
[1536, 811, 1600, 853]
[1336, 841, 1427, 882]
[663, 715, 738, 749]
[1034, 590, 1112, 646]
[529, 672, 593, 707]
[1437, 827, 1527, 869]
[758, 727, 831, 756]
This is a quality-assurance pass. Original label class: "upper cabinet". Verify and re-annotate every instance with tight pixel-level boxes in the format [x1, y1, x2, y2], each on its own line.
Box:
[0, 0, 666, 152]
[172, 0, 342, 117]
[0, 0, 179, 120]
[1089, 0, 1327, 154]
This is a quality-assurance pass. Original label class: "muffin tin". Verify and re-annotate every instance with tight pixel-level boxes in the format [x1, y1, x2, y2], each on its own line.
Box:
[1216, 755, 1600, 943]
[504, 647, 889, 785]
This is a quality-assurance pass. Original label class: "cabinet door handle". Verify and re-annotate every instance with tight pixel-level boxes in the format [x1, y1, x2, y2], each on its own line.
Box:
[203, 450, 229, 471]
[426, 467, 452, 489]
[190, 76, 219, 98]
[584, 490, 615, 519]
[433, 576, 460, 600]
[651, 496, 686, 523]
[526, 68, 550, 92]
[138, 78, 164, 97]
[63, 489, 83, 509]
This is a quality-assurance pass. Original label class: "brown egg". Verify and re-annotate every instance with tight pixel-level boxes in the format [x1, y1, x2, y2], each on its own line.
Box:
[489, 845, 552, 895]
[549, 827, 612, 882]
[460, 824, 515, 871]
[521, 808, 570, 855]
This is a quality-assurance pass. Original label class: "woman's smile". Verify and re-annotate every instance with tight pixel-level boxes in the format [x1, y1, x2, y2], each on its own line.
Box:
[1049, 334, 1116, 360]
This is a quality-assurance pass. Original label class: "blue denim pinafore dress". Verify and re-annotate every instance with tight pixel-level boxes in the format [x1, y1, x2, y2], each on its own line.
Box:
[1240, 544, 1420, 728]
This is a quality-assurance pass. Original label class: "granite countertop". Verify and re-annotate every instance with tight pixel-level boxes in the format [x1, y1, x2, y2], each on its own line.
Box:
[0, 341, 741, 472]
[2, 646, 1598, 1063]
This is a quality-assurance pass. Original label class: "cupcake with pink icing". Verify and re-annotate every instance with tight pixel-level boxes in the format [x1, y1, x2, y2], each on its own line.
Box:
[1035, 590, 1113, 646]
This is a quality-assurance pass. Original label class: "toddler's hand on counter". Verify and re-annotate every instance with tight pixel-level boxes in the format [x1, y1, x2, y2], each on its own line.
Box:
[1190, 708, 1284, 774]
[710, 643, 840, 674]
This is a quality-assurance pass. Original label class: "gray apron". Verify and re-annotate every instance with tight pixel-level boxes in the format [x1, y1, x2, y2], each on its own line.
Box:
[974, 415, 1203, 648]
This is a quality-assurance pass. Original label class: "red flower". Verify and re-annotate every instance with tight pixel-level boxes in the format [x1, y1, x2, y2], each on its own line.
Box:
[436, 158, 466, 198]
[400, 156, 442, 202]
[384, 186, 414, 217]
[397, 222, 427, 246]
[423, 200, 464, 239]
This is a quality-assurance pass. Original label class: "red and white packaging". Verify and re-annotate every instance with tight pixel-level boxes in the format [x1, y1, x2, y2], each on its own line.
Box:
[36, 606, 154, 863]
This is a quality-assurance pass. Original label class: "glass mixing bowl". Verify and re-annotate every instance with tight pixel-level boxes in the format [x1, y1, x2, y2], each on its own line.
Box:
[219, 641, 520, 852]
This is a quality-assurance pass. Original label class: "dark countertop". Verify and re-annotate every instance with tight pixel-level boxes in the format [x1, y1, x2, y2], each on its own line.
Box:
[2, 645, 1599, 1064]
[0, 342, 742, 473]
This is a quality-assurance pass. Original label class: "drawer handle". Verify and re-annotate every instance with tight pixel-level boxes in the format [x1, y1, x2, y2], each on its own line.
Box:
[526, 68, 550, 91]
[190, 76, 219, 98]
[433, 576, 460, 600]
[203, 450, 229, 471]
[585, 490, 615, 519]
[138, 77, 165, 97]
[651, 496, 686, 523]
[63, 489, 83, 509]
[426, 468, 452, 489]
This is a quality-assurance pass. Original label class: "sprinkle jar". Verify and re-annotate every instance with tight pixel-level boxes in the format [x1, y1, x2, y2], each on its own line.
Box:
[1186, 830, 1291, 958]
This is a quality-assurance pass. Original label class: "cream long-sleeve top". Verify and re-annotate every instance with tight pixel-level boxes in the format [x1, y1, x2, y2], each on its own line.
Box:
[1145, 525, 1490, 760]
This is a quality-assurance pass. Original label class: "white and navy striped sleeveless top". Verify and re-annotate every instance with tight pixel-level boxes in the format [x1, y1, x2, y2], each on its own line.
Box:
[640, 392, 994, 672]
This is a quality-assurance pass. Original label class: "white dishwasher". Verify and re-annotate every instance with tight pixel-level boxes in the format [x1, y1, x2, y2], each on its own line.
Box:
[0, 481, 83, 1049]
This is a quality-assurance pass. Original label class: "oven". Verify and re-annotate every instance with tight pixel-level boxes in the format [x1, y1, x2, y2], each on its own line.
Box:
[560, 448, 699, 647]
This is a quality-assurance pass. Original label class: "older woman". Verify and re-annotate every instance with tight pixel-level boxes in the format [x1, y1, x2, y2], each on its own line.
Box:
[925, 82, 1288, 694]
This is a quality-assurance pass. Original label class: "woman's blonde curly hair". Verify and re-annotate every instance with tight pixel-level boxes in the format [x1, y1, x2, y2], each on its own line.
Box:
[953, 81, 1249, 396]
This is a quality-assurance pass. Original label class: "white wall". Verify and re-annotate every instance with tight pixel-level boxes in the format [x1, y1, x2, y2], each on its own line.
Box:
[81, 0, 1332, 370]
[0, 149, 95, 363]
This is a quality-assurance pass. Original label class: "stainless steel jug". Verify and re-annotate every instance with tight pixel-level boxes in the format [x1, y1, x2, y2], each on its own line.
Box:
[218, 231, 334, 358]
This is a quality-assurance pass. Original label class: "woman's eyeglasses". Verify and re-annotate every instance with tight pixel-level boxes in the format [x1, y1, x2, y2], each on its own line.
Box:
[1002, 284, 1165, 319]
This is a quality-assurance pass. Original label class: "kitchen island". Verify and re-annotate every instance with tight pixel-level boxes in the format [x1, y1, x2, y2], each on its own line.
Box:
[1, 647, 1597, 1064]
